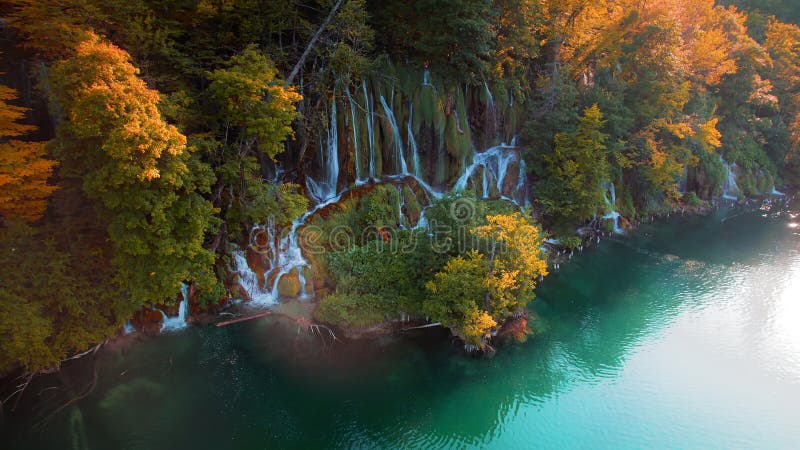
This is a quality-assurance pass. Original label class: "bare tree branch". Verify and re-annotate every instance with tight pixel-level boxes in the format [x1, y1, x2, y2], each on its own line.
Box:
[285, 0, 346, 85]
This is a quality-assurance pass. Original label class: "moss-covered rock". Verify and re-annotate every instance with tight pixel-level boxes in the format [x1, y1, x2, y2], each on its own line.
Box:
[277, 269, 302, 298]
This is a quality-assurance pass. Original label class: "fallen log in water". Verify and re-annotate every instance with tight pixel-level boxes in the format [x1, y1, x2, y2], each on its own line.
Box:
[401, 322, 442, 331]
[215, 311, 272, 327]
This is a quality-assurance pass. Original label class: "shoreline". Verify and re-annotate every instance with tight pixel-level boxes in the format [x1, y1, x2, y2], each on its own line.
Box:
[122, 191, 796, 350]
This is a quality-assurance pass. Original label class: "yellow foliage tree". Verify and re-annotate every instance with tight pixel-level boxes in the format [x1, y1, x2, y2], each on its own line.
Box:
[473, 212, 548, 321]
[0, 84, 56, 222]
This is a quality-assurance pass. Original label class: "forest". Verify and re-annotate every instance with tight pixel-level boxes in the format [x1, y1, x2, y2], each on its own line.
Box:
[1, 0, 800, 374]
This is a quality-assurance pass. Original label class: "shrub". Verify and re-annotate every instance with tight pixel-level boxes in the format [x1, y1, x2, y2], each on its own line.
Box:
[314, 293, 387, 327]
[684, 191, 702, 206]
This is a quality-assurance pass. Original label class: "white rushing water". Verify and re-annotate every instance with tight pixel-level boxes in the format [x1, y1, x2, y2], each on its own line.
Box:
[407, 102, 422, 179]
[237, 79, 533, 303]
[363, 80, 377, 180]
[453, 144, 526, 205]
[161, 282, 190, 331]
[722, 156, 740, 200]
[346, 86, 366, 185]
[234, 195, 343, 304]
[379, 95, 409, 175]
[602, 182, 623, 234]
[306, 96, 340, 203]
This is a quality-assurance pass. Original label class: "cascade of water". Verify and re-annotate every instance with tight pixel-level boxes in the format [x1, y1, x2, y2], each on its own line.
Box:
[407, 102, 422, 179]
[602, 183, 622, 234]
[721, 156, 740, 200]
[235, 195, 343, 304]
[306, 97, 340, 203]
[379, 95, 408, 175]
[123, 321, 135, 334]
[607, 182, 616, 206]
[454, 144, 521, 200]
[161, 282, 190, 331]
[514, 159, 528, 207]
[484, 81, 498, 135]
[679, 165, 688, 193]
[363, 80, 376, 180]
[484, 81, 495, 109]
[482, 169, 491, 199]
[232, 250, 272, 304]
[346, 86, 366, 184]
[239, 76, 545, 306]
[771, 187, 786, 196]
[398, 187, 406, 229]
[415, 209, 429, 230]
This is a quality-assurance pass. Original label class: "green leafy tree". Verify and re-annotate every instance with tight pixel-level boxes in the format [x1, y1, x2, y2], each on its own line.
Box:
[425, 213, 547, 347]
[537, 104, 609, 222]
[49, 33, 218, 305]
[208, 45, 302, 160]
[0, 222, 124, 373]
[372, 0, 496, 79]
[424, 251, 494, 346]
[207, 46, 306, 233]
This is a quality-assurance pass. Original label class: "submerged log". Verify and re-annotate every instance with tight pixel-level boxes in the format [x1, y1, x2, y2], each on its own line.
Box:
[401, 322, 442, 331]
[215, 311, 272, 327]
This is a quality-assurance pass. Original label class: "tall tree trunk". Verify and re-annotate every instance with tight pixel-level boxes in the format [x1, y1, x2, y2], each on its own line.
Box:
[285, 0, 346, 85]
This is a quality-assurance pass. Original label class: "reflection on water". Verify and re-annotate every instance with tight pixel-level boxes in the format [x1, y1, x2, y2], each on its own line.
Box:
[3, 199, 800, 449]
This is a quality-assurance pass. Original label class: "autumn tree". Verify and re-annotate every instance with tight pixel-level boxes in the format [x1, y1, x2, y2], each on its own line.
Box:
[424, 251, 495, 347]
[49, 33, 218, 305]
[425, 213, 547, 348]
[7, 0, 100, 58]
[764, 19, 800, 184]
[0, 82, 56, 222]
[472, 212, 548, 320]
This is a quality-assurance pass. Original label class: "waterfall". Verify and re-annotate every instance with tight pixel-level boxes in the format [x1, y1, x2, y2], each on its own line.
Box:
[123, 321, 135, 334]
[607, 181, 616, 206]
[602, 183, 623, 234]
[363, 80, 376, 179]
[484, 81, 498, 136]
[379, 95, 408, 175]
[235, 195, 343, 304]
[514, 159, 528, 208]
[484, 81, 495, 110]
[721, 157, 740, 200]
[398, 187, 406, 228]
[306, 97, 340, 203]
[408, 102, 422, 179]
[233, 250, 273, 304]
[679, 165, 688, 193]
[346, 86, 366, 185]
[236, 73, 545, 306]
[423, 69, 433, 88]
[415, 208, 429, 231]
[161, 282, 190, 331]
[453, 144, 523, 202]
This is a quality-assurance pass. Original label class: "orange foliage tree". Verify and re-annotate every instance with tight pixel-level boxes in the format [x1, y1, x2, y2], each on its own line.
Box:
[0, 82, 56, 222]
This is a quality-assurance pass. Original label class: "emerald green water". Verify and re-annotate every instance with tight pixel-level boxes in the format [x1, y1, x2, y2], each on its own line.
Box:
[5, 202, 800, 449]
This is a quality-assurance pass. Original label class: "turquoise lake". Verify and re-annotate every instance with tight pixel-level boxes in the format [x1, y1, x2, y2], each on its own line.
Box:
[5, 200, 800, 449]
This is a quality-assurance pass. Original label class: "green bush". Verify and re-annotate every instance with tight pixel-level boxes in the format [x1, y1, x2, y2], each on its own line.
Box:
[314, 293, 387, 327]
[560, 236, 582, 250]
[684, 191, 702, 206]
